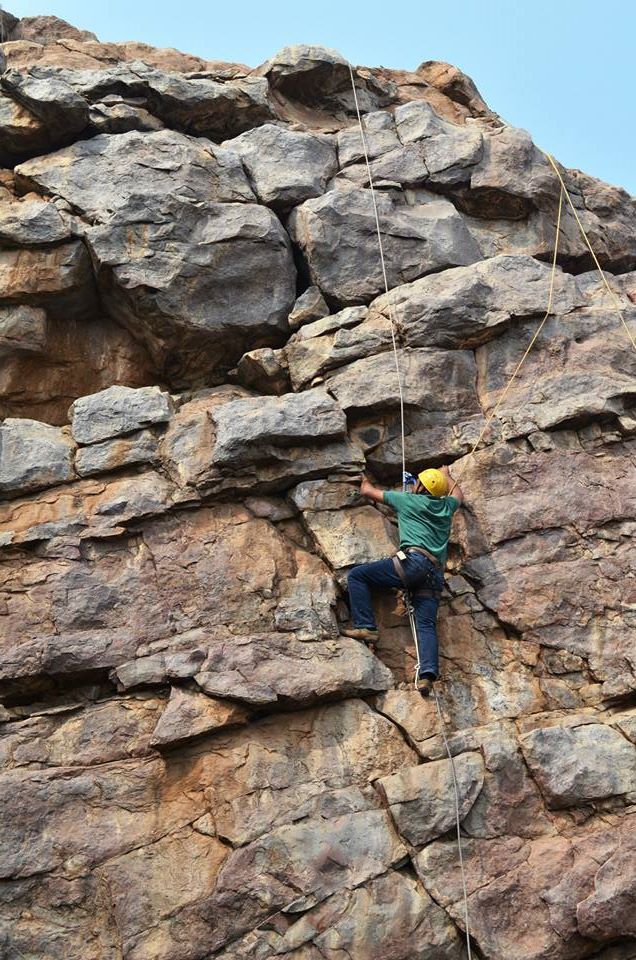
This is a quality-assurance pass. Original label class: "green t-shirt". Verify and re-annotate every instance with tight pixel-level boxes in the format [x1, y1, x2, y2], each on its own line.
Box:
[383, 490, 460, 565]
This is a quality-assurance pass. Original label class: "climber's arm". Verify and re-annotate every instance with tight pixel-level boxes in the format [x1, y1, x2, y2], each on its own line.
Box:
[441, 464, 464, 505]
[360, 475, 386, 505]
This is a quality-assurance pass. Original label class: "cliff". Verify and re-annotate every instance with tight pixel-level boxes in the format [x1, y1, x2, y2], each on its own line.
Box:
[0, 12, 635, 960]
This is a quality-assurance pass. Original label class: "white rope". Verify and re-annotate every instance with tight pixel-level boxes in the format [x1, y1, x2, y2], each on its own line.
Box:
[433, 687, 473, 958]
[348, 64, 407, 490]
[348, 62, 472, 958]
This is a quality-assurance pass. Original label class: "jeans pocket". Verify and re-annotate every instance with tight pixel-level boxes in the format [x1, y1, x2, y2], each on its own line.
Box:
[403, 554, 436, 588]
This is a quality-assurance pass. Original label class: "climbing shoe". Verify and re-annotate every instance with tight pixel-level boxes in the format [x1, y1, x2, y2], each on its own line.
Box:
[340, 626, 379, 646]
[416, 675, 434, 698]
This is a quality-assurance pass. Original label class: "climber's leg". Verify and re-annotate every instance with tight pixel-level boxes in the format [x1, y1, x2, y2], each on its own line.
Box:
[412, 592, 441, 680]
[345, 557, 403, 633]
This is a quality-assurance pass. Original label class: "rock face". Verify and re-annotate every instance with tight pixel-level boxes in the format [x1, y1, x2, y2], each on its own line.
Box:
[0, 12, 635, 960]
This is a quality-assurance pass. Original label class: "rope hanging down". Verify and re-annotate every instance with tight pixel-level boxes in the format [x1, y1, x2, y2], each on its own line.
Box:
[348, 63, 474, 959]
[348, 65, 635, 960]
[347, 63, 407, 490]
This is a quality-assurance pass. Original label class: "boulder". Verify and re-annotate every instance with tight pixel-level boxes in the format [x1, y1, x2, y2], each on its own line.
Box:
[285, 308, 392, 390]
[256, 45, 394, 113]
[519, 722, 636, 807]
[0, 192, 72, 245]
[194, 633, 394, 705]
[287, 284, 330, 330]
[15, 128, 254, 218]
[235, 346, 290, 395]
[289, 188, 481, 305]
[39, 61, 273, 139]
[0, 305, 47, 356]
[378, 752, 484, 845]
[74, 429, 159, 477]
[0, 92, 58, 164]
[337, 110, 400, 167]
[150, 686, 250, 747]
[302, 506, 397, 569]
[223, 123, 337, 207]
[1, 68, 89, 134]
[69, 385, 173, 445]
[370, 253, 583, 349]
[0, 418, 74, 497]
[0, 240, 96, 321]
[210, 389, 347, 468]
[86, 196, 296, 383]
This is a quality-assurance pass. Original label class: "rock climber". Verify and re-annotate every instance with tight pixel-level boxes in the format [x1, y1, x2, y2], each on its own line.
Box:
[341, 465, 464, 697]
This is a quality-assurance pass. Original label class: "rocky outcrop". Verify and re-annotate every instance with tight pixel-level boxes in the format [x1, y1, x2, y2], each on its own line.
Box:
[0, 11, 635, 960]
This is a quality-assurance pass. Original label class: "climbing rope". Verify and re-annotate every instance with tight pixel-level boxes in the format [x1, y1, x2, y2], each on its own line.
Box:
[543, 152, 636, 353]
[452, 184, 564, 486]
[348, 63, 407, 490]
[348, 64, 635, 960]
[348, 63, 474, 958]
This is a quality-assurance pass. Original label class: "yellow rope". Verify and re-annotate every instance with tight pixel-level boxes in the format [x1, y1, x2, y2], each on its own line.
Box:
[543, 151, 636, 352]
[453, 185, 564, 484]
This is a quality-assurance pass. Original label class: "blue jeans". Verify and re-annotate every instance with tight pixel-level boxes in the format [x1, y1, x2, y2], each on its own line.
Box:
[347, 553, 445, 679]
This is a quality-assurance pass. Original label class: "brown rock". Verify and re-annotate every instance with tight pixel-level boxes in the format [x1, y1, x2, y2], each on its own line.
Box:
[150, 686, 250, 747]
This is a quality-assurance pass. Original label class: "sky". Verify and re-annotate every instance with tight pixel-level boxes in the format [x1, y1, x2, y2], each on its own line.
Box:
[6, 0, 635, 195]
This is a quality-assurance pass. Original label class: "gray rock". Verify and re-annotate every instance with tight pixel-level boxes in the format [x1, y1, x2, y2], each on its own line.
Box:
[327, 346, 479, 413]
[0, 418, 74, 497]
[0, 194, 71, 246]
[289, 478, 365, 512]
[327, 347, 484, 471]
[194, 633, 394, 706]
[395, 100, 452, 143]
[288, 285, 330, 330]
[0, 306, 47, 356]
[475, 305, 636, 440]
[46, 61, 273, 140]
[519, 722, 636, 807]
[337, 110, 400, 167]
[1, 68, 89, 133]
[210, 390, 346, 468]
[256, 45, 394, 113]
[74, 429, 159, 477]
[88, 101, 165, 134]
[70, 386, 173, 446]
[208, 436, 366, 496]
[370, 254, 583, 349]
[467, 124, 557, 215]
[286, 310, 391, 390]
[16, 129, 254, 221]
[111, 646, 208, 692]
[293, 305, 368, 341]
[289, 188, 481, 306]
[222, 123, 337, 207]
[86, 196, 296, 382]
[378, 752, 484, 846]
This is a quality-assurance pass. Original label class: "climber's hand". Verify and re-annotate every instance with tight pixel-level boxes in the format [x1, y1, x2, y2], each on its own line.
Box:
[360, 475, 386, 504]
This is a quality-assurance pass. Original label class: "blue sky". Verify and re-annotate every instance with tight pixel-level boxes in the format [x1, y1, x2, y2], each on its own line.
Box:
[7, 0, 635, 194]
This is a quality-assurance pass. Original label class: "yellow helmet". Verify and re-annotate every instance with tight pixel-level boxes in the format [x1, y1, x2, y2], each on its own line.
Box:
[417, 468, 448, 497]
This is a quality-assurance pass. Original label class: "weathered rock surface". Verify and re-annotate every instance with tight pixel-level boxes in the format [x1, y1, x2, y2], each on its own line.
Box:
[0, 416, 74, 496]
[1, 16, 635, 960]
[69, 384, 173, 445]
[289, 188, 482, 305]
